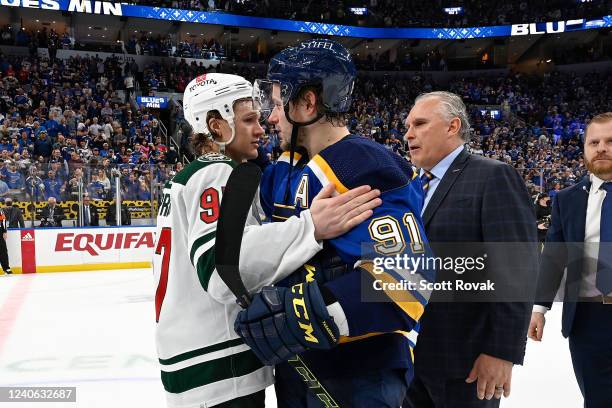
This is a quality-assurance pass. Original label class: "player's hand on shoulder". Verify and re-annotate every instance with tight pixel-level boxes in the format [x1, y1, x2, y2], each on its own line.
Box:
[311, 183, 381, 240]
[234, 281, 340, 366]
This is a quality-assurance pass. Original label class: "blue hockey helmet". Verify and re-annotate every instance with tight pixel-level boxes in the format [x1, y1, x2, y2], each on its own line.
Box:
[264, 39, 356, 115]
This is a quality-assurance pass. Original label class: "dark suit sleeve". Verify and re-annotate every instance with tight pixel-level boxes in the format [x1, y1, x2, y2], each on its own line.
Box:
[92, 207, 100, 226]
[481, 164, 538, 365]
[105, 206, 115, 225]
[57, 206, 66, 221]
[535, 194, 568, 309]
[18, 210, 25, 228]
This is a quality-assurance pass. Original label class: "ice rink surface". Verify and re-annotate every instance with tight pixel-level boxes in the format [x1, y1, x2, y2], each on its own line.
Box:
[0, 270, 583, 407]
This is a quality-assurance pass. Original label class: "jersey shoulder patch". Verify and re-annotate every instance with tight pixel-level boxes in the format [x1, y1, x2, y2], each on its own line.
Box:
[173, 155, 234, 186]
[310, 135, 415, 193]
[198, 152, 233, 163]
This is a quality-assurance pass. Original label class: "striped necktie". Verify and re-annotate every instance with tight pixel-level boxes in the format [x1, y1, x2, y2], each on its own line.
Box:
[596, 182, 612, 295]
[420, 170, 435, 196]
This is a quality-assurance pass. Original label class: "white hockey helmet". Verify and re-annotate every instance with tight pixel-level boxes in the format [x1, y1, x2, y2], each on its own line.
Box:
[183, 73, 253, 152]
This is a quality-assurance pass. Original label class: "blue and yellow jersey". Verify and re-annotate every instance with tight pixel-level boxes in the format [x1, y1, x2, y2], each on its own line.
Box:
[268, 135, 435, 377]
[259, 150, 307, 220]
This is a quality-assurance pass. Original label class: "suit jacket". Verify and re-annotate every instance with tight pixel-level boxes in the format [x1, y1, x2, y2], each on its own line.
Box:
[414, 148, 538, 378]
[535, 177, 592, 338]
[78, 205, 100, 227]
[3, 206, 25, 228]
[40, 204, 65, 226]
[105, 204, 131, 226]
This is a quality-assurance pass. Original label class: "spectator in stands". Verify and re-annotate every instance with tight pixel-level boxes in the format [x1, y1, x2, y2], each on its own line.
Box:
[96, 168, 111, 197]
[44, 169, 64, 200]
[67, 151, 85, 174]
[33, 130, 53, 159]
[25, 166, 44, 202]
[105, 199, 131, 226]
[124, 73, 135, 103]
[40, 196, 65, 227]
[122, 172, 140, 200]
[137, 178, 151, 201]
[2, 161, 25, 194]
[0, 177, 9, 200]
[549, 182, 562, 198]
[66, 168, 84, 201]
[87, 174, 106, 200]
[78, 195, 99, 227]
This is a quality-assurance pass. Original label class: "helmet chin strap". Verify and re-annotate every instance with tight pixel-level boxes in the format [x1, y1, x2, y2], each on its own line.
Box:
[282, 106, 323, 204]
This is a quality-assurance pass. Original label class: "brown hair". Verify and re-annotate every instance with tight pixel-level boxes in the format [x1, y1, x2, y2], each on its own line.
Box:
[585, 112, 612, 140]
[192, 133, 214, 156]
[295, 85, 346, 127]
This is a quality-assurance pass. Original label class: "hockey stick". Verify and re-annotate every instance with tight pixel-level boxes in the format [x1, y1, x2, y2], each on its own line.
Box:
[215, 162, 340, 408]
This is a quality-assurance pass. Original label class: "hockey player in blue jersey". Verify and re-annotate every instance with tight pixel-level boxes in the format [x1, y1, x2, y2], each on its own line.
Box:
[235, 39, 436, 406]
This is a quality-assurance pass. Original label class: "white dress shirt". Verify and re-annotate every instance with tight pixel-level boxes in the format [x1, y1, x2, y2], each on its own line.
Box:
[534, 174, 610, 314]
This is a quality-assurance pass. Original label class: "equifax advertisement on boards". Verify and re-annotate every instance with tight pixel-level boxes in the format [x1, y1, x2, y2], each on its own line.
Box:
[7, 226, 156, 273]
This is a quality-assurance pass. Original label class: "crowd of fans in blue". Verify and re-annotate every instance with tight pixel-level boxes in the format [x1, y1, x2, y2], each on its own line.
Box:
[0, 51, 181, 209]
[0, 34, 610, 227]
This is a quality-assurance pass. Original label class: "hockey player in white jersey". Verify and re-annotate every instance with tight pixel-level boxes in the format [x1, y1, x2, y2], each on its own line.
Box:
[153, 73, 382, 408]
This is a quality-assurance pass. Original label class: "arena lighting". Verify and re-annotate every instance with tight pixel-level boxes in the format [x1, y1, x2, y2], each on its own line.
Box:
[1, 1, 610, 39]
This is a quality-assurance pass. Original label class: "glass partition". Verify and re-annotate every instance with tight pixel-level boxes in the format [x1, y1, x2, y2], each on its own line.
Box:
[0, 161, 573, 229]
[1, 161, 177, 228]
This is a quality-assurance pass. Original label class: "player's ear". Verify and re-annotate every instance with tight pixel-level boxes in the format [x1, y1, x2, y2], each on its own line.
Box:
[304, 90, 318, 115]
[208, 117, 222, 139]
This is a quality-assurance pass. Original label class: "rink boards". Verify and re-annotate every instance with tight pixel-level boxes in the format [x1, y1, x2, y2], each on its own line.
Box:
[6, 226, 155, 273]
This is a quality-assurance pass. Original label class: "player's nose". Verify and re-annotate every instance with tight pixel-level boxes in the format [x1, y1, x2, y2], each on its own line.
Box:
[254, 122, 264, 137]
[267, 108, 279, 125]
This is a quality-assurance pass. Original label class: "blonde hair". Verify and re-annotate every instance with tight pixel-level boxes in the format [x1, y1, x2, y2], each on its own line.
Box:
[586, 112, 612, 140]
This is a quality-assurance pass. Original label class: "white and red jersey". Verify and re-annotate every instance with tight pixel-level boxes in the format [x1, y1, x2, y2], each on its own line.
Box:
[153, 153, 322, 407]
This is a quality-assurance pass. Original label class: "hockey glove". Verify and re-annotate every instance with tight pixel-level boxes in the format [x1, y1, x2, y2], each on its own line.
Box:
[235, 281, 340, 366]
